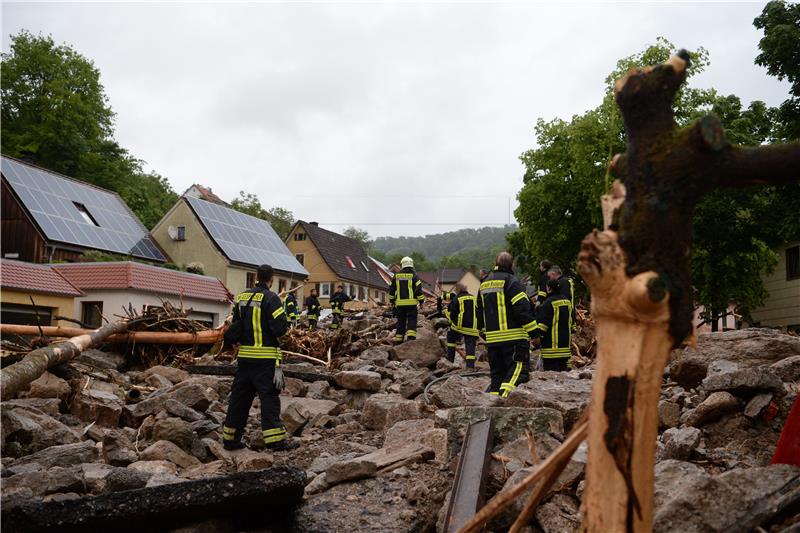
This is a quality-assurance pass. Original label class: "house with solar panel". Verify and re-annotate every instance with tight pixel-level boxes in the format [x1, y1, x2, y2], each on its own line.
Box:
[0, 156, 167, 264]
[285, 221, 389, 310]
[151, 196, 308, 298]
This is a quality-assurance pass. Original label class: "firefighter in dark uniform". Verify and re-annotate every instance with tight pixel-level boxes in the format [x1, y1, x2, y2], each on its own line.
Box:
[445, 283, 479, 368]
[536, 260, 553, 305]
[389, 256, 425, 343]
[284, 291, 298, 327]
[547, 265, 576, 330]
[477, 252, 538, 397]
[222, 264, 299, 451]
[329, 285, 354, 330]
[304, 288, 321, 329]
[530, 279, 573, 371]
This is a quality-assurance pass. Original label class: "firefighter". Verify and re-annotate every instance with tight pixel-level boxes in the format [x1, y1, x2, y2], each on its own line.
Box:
[530, 279, 573, 371]
[446, 282, 478, 368]
[304, 288, 320, 329]
[389, 256, 424, 343]
[329, 285, 354, 330]
[284, 291, 298, 327]
[537, 260, 553, 305]
[547, 265, 576, 330]
[477, 252, 538, 397]
[221, 264, 299, 451]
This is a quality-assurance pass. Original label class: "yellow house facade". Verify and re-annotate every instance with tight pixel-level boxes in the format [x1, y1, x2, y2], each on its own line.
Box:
[749, 241, 800, 330]
[0, 259, 83, 326]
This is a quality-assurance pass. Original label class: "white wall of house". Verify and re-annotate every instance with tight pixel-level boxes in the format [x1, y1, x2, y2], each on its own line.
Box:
[750, 241, 800, 329]
[72, 289, 231, 327]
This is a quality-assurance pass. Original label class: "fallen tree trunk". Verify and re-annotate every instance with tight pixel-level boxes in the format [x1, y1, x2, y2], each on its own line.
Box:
[1, 320, 129, 401]
[0, 324, 222, 345]
[2, 466, 306, 533]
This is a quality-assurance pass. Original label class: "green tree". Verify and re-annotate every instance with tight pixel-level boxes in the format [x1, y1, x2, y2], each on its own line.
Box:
[343, 226, 371, 250]
[229, 191, 295, 239]
[754, 0, 800, 139]
[1, 31, 177, 228]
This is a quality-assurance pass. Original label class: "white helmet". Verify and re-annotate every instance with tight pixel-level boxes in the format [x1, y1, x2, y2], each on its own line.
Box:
[400, 256, 414, 269]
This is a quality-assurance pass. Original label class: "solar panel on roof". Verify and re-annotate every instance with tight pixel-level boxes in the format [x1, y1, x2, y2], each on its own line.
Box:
[184, 196, 307, 276]
[1, 157, 165, 262]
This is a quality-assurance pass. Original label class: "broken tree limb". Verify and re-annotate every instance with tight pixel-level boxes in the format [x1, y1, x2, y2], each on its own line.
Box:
[1, 320, 129, 401]
[0, 324, 222, 345]
[579, 50, 800, 533]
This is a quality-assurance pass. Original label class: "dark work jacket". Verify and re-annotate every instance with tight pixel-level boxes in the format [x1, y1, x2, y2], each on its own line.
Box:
[305, 296, 321, 319]
[476, 266, 537, 345]
[225, 284, 288, 359]
[330, 291, 353, 314]
[284, 293, 298, 320]
[448, 289, 478, 336]
[531, 292, 572, 359]
[389, 267, 424, 308]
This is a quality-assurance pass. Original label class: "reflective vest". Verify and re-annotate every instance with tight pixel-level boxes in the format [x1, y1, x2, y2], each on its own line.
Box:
[477, 267, 537, 345]
[233, 287, 288, 360]
[389, 269, 424, 307]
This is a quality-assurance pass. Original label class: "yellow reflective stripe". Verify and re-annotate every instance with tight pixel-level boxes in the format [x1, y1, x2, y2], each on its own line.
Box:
[272, 306, 285, 319]
[534, 323, 549, 332]
[465, 355, 476, 360]
[457, 298, 465, 329]
[489, 391, 499, 395]
[553, 304, 559, 349]
[509, 361, 522, 386]
[407, 330, 416, 336]
[222, 426, 236, 434]
[263, 428, 286, 436]
[537, 290, 546, 297]
[264, 433, 287, 444]
[453, 325, 479, 336]
[522, 320, 537, 333]
[497, 293, 507, 331]
[446, 343, 457, 348]
[485, 329, 528, 343]
[252, 306, 262, 346]
[511, 292, 527, 305]
[541, 348, 571, 359]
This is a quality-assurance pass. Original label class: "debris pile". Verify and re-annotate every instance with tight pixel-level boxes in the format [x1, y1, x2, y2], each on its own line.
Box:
[1, 310, 798, 532]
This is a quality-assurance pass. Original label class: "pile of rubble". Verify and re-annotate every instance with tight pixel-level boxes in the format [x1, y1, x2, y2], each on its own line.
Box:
[2, 310, 799, 532]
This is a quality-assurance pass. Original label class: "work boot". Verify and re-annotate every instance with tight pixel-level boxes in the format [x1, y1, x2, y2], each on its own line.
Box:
[266, 438, 300, 452]
[223, 440, 246, 451]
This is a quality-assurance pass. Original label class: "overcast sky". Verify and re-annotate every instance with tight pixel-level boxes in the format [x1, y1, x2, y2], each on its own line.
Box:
[2, 1, 790, 238]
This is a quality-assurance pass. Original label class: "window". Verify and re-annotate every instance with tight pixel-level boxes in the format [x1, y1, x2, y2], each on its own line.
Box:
[278, 279, 287, 293]
[81, 302, 103, 328]
[294, 233, 306, 241]
[359, 286, 366, 301]
[295, 253, 304, 265]
[177, 226, 186, 241]
[361, 261, 369, 272]
[345, 256, 356, 269]
[348, 284, 356, 297]
[787, 246, 800, 281]
[320, 283, 331, 297]
[73, 202, 99, 226]
[246, 272, 256, 288]
[380, 292, 386, 303]
[291, 281, 298, 289]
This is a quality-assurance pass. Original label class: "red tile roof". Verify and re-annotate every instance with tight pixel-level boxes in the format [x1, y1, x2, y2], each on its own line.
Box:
[52, 262, 232, 302]
[0, 260, 85, 297]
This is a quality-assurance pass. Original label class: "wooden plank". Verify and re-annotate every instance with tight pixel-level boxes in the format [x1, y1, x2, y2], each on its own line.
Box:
[185, 364, 336, 385]
[445, 417, 494, 533]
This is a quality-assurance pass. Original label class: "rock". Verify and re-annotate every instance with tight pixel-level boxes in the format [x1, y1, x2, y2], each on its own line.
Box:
[398, 377, 426, 399]
[771, 355, 800, 382]
[102, 432, 138, 466]
[128, 460, 179, 476]
[182, 460, 227, 480]
[385, 418, 435, 446]
[429, 375, 502, 409]
[282, 402, 311, 436]
[164, 399, 204, 422]
[140, 441, 200, 469]
[81, 462, 115, 493]
[661, 427, 701, 460]
[669, 357, 709, 390]
[145, 374, 174, 390]
[280, 397, 340, 419]
[24, 372, 71, 403]
[534, 494, 581, 533]
[145, 472, 184, 488]
[390, 327, 445, 368]
[654, 463, 800, 533]
[143, 365, 190, 384]
[122, 396, 167, 427]
[304, 472, 330, 495]
[505, 372, 592, 431]
[701, 367, 784, 396]
[360, 346, 392, 367]
[658, 400, 681, 429]
[334, 370, 382, 392]
[1, 405, 80, 454]
[447, 407, 564, 452]
[104, 468, 151, 492]
[361, 394, 420, 430]
[70, 389, 124, 426]
[682, 391, 739, 427]
[2, 470, 50, 497]
[325, 458, 377, 485]
[78, 349, 125, 370]
[706, 359, 739, 377]
[233, 449, 274, 472]
[11, 440, 99, 469]
[45, 466, 86, 494]
[3, 398, 61, 417]
[309, 453, 361, 474]
[743, 393, 773, 419]
[306, 381, 330, 400]
[152, 417, 194, 450]
[283, 377, 307, 397]
[166, 382, 217, 412]
[191, 419, 219, 436]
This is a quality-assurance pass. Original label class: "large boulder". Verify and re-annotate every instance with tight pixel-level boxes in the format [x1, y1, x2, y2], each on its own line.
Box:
[334, 370, 382, 392]
[660, 427, 701, 460]
[390, 327, 444, 368]
[152, 418, 194, 450]
[447, 407, 563, 453]
[10, 441, 99, 469]
[140, 441, 200, 469]
[1, 405, 80, 454]
[384, 418, 449, 463]
[143, 365, 190, 385]
[771, 355, 800, 382]
[23, 372, 71, 404]
[682, 391, 739, 427]
[70, 389, 124, 426]
[505, 371, 592, 431]
[701, 367, 785, 396]
[361, 394, 420, 430]
[429, 375, 500, 409]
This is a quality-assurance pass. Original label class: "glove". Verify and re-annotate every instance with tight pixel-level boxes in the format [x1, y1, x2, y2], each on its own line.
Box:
[273, 365, 285, 391]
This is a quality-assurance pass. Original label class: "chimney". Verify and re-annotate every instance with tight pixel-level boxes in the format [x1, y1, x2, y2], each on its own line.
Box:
[309, 221, 319, 226]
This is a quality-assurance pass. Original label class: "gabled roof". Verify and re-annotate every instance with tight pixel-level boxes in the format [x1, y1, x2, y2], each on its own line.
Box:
[182, 196, 307, 277]
[294, 221, 388, 289]
[438, 268, 467, 284]
[0, 259, 85, 297]
[52, 261, 232, 302]
[1, 156, 166, 262]
[369, 256, 393, 285]
[184, 184, 227, 206]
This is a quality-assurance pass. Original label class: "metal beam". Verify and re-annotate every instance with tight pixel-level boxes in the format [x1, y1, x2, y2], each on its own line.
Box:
[445, 417, 494, 533]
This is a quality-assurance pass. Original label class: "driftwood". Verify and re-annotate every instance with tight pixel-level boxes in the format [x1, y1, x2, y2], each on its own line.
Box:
[0, 324, 222, 345]
[1, 321, 129, 401]
[579, 51, 800, 532]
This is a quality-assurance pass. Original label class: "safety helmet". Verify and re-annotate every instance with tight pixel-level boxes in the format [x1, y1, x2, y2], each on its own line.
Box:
[400, 256, 414, 269]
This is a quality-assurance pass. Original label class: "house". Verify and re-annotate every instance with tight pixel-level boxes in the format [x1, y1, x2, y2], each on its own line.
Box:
[417, 267, 482, 297]
[369, 256, 394, 286]
[0, 259, 84, 326]
[1, 156, 166, 264]
[183, 184, 228, 206]
[749, 241, 800, 331]
[151, 196, 308, 298]
[285, 221, 389, 310]
[52, 261, 232, 328]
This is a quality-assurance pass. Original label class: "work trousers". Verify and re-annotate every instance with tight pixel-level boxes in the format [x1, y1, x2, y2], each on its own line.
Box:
[223, 358, 287, 445]
[446, 329, 478, 367]
[308, 319, 318, 329]
[393, 306, 418, 342]
[330, 311, 343, 329]
[542, 358, 569, 372]
[487, 340, 530, 397]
